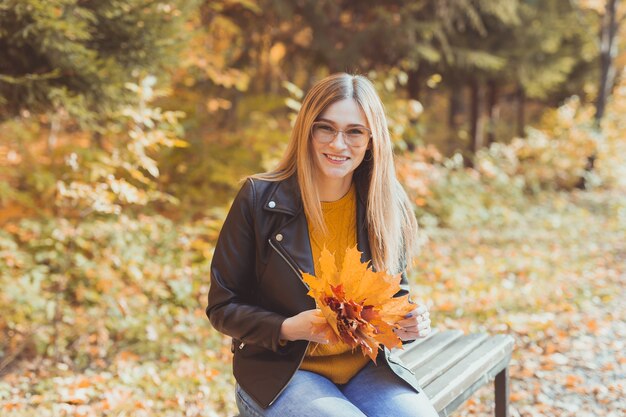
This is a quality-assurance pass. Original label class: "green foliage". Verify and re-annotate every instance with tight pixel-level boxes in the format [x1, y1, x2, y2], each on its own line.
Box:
[56, 77, 187, 216]
[506, 0, 598, 100]
[0, 213, 222, 364]
[397, 93, 626, 228]
[0, 212, 237, 415]
[596, 70, 626, 190]
[0, 76, 188, 220]
[498, 124, 596, 192]
[0, 1, 624, 415]
[397, 149, 526, 229]
[156, 91, 292, 211]
[0, 0, 196, 125]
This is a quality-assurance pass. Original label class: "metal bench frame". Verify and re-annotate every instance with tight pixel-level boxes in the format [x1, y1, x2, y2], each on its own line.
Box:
[392, 329, 515, 417]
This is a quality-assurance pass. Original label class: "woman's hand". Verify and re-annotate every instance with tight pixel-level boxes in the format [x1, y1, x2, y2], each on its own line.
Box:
[280, 309, 337, 344]
[394, 304, 431, 341]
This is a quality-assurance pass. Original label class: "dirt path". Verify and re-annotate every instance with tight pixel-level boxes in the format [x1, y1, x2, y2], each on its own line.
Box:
[416, 189, 626, 416]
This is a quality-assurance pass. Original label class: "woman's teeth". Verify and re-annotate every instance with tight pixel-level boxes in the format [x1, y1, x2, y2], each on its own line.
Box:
[325, 154, 348, 161]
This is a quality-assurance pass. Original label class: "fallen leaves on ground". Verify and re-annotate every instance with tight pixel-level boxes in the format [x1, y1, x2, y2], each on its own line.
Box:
[416, 189, 626, 417]
[0, 189, 624, 416]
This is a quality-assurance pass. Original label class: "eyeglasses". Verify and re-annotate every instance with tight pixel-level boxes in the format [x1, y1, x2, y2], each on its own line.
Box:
[311, 121, 371, 147]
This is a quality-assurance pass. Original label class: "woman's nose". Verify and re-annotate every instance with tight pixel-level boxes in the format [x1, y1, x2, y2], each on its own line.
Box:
[328, 131, 349, 149]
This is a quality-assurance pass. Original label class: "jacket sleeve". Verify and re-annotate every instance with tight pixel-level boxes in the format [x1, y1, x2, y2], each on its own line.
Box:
[206, 178, 286, 352]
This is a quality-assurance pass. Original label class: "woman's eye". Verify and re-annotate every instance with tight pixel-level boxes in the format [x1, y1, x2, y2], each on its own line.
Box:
[347, 128, 366, 135]
[319, 125, 335, 132]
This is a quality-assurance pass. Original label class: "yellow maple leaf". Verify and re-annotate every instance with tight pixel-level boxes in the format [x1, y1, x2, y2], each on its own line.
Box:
[301, 245, 414, 362]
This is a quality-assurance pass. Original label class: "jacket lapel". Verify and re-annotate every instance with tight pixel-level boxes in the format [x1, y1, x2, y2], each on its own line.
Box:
[263, 176, 315, 277]
[263, 173, 373, 276]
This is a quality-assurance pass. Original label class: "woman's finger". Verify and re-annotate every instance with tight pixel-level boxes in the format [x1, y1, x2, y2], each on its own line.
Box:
[396, 323, 431, 338]
[416, 311, 430, 323]
[309, 327, 330, 344]
[311, 323, 337, 344]
[396, 317, 416, 327]
[395, 329, 420, 340]
[417, 327, 431, 338]
[399, 325, 419, 333]
[397, 319, 430, 332]
[397, 313, 430, 327]
[310, 315, 327, 324]
[418, 319, 431, 331]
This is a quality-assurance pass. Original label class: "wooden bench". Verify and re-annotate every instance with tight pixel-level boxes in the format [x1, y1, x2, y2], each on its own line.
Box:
[391, 329, 515, 417]
[233, 329, 514, 416]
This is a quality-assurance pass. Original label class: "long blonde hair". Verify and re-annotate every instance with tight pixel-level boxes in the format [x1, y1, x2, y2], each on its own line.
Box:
[252, 73, 420, 274]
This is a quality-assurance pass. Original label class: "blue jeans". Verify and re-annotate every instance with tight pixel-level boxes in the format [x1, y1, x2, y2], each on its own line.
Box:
[235, 361, 439, 417]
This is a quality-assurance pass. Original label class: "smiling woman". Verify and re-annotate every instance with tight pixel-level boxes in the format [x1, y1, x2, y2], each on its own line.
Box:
[207, 73, 437, 417]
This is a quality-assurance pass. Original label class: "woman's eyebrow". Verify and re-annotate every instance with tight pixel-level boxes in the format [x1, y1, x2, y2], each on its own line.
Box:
[316, 118, 368, 127]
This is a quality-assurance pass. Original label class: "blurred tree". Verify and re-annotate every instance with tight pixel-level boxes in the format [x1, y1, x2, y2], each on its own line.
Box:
[158, 0, 276, 211]
[157, 0, 605, 209]
[576, 0, 624, 187]
[0, 0, 194, 129]
[442, 1, 521, 155]
[161, 0, 489, 209]
[433, 0, 597, 157]
[594, 0, 623, 123]
[508, 0, 597, 130]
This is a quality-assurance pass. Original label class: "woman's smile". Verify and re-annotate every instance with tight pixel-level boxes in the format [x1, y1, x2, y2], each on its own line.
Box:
[323, 153, 350, 163]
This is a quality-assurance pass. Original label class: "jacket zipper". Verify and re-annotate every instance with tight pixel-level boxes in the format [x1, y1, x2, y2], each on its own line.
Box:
[267, 238, 311, 406]
[267, 341, 309, 406]
[239, 239, 305, 354]
[268, 238, 309, 290]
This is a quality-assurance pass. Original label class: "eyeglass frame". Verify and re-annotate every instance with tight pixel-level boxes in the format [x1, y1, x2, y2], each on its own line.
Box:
[310, 121, 372, 148]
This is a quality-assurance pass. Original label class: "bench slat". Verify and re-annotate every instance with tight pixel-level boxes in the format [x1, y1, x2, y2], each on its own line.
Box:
[423, 334, 515, 412]
[395, 330, 463, 370]
[436, 356, 512, 417]
[413, 333, 489, 387]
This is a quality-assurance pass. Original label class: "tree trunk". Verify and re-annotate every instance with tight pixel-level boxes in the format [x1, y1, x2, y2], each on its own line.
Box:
[595, 0, 620, 125]
[515, 86, 525, 138]
[449, 86, 463, 130]
[47, 112, 61, 156]
[469, 79, 485, 156]
[581, 0, 621, 188]
[407, 69, 421, 101]
[486, 79, 499, 146]
[91, 131, 103, 149]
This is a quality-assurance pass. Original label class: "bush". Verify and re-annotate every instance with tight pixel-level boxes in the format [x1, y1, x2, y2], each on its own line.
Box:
[397, 146, 526, 229]
[397, 93, 626, 229]
[0, 213, 223, 369]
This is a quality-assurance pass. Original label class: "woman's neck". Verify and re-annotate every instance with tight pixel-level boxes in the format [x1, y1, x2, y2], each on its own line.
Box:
[316, 175, 353, 202]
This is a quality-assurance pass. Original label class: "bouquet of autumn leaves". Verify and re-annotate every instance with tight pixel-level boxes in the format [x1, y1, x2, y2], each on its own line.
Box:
[302, 245, 414, 363]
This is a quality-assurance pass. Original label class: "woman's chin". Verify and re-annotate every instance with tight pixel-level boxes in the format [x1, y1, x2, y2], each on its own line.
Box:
[319, 168, 354, 181]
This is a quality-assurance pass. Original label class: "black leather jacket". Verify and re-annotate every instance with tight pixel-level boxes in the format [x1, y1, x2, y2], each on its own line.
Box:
[206, 171, 420, 408]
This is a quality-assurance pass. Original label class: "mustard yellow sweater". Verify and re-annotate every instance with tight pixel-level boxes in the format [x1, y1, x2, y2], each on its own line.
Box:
[299, 182, 370, 383]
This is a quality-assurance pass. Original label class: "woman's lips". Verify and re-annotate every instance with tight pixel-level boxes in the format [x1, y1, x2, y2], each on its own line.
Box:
[324, 153, 349, 164]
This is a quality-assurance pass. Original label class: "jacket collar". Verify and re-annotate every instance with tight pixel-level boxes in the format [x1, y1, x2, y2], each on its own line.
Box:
[263, 171, 369, 216]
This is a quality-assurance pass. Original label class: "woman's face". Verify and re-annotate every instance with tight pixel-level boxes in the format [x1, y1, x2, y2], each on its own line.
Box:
[310, 98, 370, 186]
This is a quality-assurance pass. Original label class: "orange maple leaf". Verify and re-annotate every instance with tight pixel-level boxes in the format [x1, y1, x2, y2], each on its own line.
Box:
[301, 245, 414, 362]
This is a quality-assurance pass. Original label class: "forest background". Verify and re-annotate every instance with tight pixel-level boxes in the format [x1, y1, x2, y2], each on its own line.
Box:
[0, 1, 625, 416]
